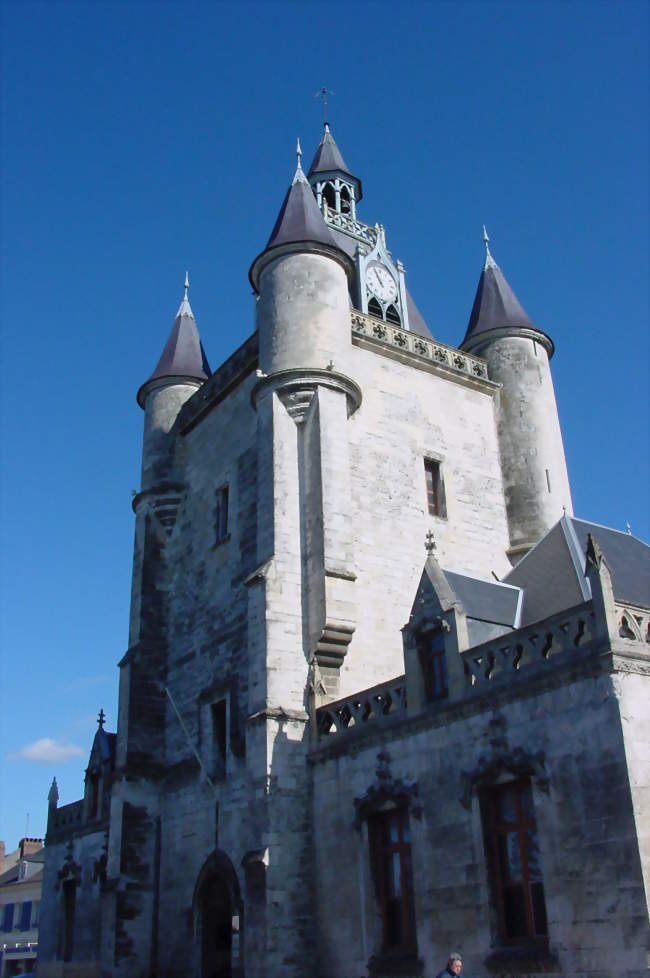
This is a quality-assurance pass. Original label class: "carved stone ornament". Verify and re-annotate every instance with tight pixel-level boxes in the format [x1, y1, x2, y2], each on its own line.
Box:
[353, 750, 423, 829]
[93, 831, 109, 886]
[56, 841, 82, 889]
[460, 745, 549, 811]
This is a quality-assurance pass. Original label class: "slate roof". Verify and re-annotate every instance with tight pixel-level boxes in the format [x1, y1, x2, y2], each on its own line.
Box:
[462, 252, 550, 351]
[505, 515, 650, 625]
[250, 160, 352, 291]
[570, 517, 650, 608]
[265, 167, 341, 253]
[138, 291, 211, 407]
[308, 124, 356, 181]
[445, 570, 522, 626]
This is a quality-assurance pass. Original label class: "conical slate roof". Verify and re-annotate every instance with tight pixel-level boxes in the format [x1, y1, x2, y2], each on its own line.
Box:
[266, 161, 340, 252]
[137, 277, 211, 407]
[462, 237, 550, 351]
[249, 146, 352, 291]
[308, 123, 354, 179]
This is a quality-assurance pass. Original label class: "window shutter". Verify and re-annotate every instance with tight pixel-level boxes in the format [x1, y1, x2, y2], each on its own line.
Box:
[20, 900, 32, 930]
[2, 902, 14, 931]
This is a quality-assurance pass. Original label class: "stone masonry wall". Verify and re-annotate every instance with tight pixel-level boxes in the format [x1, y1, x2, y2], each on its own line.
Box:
[311, 668, 650, 978]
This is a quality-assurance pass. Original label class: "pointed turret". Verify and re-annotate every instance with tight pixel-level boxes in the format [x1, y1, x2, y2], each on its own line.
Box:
[259, 141, 341, 260]
[307, 123, 362, 218]
[461, 230, 572, 563]
[250, 140, 355, 375]
[462, 228, 552, 354]
[136, 274, 211, 496]
[137, 273, 211, 408]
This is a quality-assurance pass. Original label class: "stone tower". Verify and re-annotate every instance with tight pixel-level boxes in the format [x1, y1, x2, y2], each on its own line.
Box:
[461, 231, 573, 563]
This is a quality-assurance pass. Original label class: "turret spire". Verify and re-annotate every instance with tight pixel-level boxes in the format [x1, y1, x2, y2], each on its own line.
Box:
[176, 270, 193, 318]
[249, 140, 352, 291]
[483, 225, 496, 268]
[137, 274, 211, 407]
[292, 137, 308, 186]
[461, 234, 552, 354]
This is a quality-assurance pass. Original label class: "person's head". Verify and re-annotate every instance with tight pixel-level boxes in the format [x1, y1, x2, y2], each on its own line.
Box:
[447, 952, 462, 975]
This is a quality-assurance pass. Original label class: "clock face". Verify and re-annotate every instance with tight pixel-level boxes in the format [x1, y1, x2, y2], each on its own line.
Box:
[366, 262, 398, 303]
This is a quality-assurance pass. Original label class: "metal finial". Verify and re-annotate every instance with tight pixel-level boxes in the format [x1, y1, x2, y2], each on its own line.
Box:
[98, 708, 106, 729]
[483, 225, 491, 258]
[184, 271, 189, 301]
[626, 521, 632, 535]
[296, 137, 302, 167]
[425, 530, 436, 555]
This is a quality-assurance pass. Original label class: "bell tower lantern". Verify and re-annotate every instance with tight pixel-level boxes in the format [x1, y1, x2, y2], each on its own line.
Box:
[307, 123, 362, 220]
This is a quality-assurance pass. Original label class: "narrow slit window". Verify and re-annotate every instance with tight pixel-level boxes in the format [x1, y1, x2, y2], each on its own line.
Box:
[212, 699, 227, 779]
[62, 880, 76, 961]
[215, 485, 229, 544]
[419, 631, 448, 701]
[424, 459, 446, 518]
[88, 771, 100, 819]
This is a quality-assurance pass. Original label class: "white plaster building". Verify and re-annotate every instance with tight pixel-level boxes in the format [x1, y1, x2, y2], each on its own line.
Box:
[38, 125, 649, 978]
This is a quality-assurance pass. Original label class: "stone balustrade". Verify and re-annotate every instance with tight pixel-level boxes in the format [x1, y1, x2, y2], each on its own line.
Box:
[49, 800, 83, 832]
[350, 310, 489, 381]
[615, 603, 650, 644]
[461, 602, 597, 686]
[316, 675, 407, 740]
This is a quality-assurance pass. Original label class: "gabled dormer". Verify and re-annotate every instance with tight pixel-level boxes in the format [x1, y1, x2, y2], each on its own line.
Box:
[83, 709, 116, 823]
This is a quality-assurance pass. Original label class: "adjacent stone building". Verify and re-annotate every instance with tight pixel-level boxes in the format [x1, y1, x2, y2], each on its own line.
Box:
[39, 125, 649, 978]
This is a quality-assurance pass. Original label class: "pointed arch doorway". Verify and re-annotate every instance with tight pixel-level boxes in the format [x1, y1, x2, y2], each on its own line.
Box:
[193, 850, 243, 978]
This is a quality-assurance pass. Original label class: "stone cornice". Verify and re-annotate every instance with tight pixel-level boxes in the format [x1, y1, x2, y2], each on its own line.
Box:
[251, 367, 362, 418]
[351, 311, 498, 393]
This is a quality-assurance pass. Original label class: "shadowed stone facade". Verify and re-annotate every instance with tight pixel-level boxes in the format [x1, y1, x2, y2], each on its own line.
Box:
[38, 127, 649, 978]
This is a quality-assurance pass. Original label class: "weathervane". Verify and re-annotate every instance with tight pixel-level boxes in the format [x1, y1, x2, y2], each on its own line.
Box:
[314, 87, 335, 126]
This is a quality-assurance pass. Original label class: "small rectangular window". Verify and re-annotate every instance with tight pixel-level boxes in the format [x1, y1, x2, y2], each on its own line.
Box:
[212, 700, 227, 779]
[369, 808, 417, 953]
[424, 459, 446, 518]
[483, 779, 548, 943]
[419, 631, 448, 702]
[215, 485, 229, 544]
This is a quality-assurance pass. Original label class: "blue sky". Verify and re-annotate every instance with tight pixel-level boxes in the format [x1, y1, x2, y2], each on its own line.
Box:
[1, 0, 647, 849]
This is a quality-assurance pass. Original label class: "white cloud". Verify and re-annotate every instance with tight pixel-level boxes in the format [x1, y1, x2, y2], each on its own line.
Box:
[16, 738, 85, 763]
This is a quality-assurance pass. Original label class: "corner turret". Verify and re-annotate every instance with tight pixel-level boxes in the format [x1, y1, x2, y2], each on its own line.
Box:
[461, 230, 573, 563]
[250, 141, 354, 375]
[137, 274, 210, 495]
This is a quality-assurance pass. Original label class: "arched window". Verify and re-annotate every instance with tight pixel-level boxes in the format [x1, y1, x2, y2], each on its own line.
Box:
[322, 182, 336, 211]
[386, 304, 401, 326]
[340, 185, 351, 214]
[368, 297, 383, 319]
